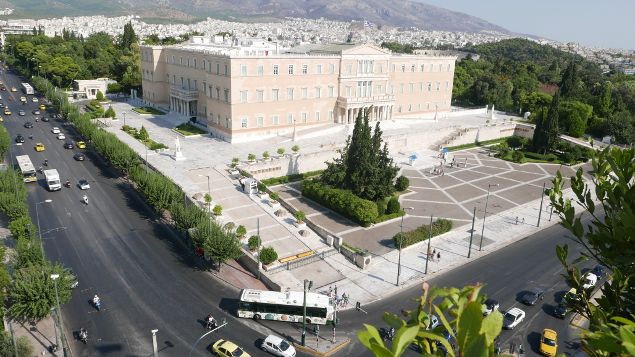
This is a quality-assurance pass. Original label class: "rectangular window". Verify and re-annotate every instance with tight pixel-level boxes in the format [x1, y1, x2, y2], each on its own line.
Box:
[301, 87, 308, 99]
[439, 64, 443, 72]
[193, 80, 197, 90]
[316, 64, 322, 74]
[272, 89, 279, 101]
[225, 117, 229, 128]
[256, 90, 264, 102]
[411, 65, 415, 72]
[421, 64, 425, 72]
[287, 113, 293, 124]
[215, 87, 220, 99]
[420, 82, 424, 92]
[241, 65, 248, 76]
[328, 86, 334, 97]
[409, 83, 414, 93]
[257, 116, 264, 127]
[315, 111, 320, 121]
[288, 65, 294, 75]
[180, 57, 183, 65]
[240, 91, 248, 103]
[171, 55, 175, 64]
[216, 63, 220, 74]
[377, 85, 382, 94]
[329, 63, 335, 74]
[315, 87, 321, 98]
[302, 64, 308, 74]
[392, 64, 396, 72]
[224, 64, 228, 76]
[241, 118, 248, 128]
[224, 89, 230, 102]
[273, 65, 279, 75]
[257, 65, 264, 76]
[193, 58, 197, 68]
[401, 65, 406, 72]
[217, 114, 221, 125]
[272, 115, 279, 125]
[287, 88, 294, 100]
[301, 112, 307, 123]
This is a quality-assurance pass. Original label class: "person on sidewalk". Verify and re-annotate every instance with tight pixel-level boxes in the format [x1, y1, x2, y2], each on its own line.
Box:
[437, 252, 441, 262]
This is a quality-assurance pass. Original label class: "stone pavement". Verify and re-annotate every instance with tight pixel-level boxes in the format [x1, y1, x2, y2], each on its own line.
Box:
[11, 317, 63, 356]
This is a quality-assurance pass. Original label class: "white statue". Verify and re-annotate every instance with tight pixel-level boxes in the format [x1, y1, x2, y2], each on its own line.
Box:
[173, 136, 185, 160]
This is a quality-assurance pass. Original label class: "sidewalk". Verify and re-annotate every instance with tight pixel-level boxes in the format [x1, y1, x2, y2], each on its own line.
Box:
[10, 316, 63, 356]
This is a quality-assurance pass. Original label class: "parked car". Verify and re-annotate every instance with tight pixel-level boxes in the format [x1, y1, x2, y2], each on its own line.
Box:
[211, 339, 250, 357]
[51, 127, 60, 134]
[482, 298, 500, 316]
[582, 273, 598, 290]
[10, 87, 17, 92]
[521, 287, 545, 306]
[63, 142, 74, 149]
[591, 265, 607, 279]
[503, 308, 525, 329]
[15, 135, 25, 143]
[540, 328, 558, 356]
[260, 335, 296, 357]
[73, 153, 86, 161]
[19, 96, 26, 103]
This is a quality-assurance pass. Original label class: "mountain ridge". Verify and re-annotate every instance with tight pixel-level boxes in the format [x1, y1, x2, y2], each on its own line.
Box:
[1, 0, 510, 34]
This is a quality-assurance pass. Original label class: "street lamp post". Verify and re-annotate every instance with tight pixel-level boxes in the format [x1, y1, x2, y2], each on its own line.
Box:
[198, 174, 212, 213]
[424, 214, 434, 274]
[123, 112, 127, 127]
[479, 183, 498, 251]
[292, 118, 297, 142]
[396, 207, 415, 286]
[35, 200, 53, 259]
[537, 182, 546, 227]
[50, 274, 68, 356]
[301, 279, 313, 346]
[151, 329, 158, 357]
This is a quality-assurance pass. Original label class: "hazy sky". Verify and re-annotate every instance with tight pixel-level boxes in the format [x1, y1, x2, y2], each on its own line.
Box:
[420, 0, 634, 50]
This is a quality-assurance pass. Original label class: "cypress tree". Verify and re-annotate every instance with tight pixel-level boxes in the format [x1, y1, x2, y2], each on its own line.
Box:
[559, 61, 577, 98]
[544, 91, 560, 153]
[532, 108, 546, 152]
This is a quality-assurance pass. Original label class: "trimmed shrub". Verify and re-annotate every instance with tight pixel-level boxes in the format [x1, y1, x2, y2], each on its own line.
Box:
[394, 175, 410, 191]
[236, 225, 247, 238]
[248, 235, 261, 251]
[291, 145, 300, 153]
[262, 151, 270, 160]
[96, 90, 104, 101]
[393, 219, 453, 248]
[247, 153, 256, 162]
[294, 210, 306, 223]
[376, 199, 387, 216]
[511, 150, 524, 163]
[259, 246, 278, 265]
[277, 148, 285, 156]
[269, 192, 280, 201]
[138, 126, 150, 141]
[261, 170, 324, 186]
[302, 180, 378, 226]
[386, 196, 401, 214]
[212, 204, 223, 215]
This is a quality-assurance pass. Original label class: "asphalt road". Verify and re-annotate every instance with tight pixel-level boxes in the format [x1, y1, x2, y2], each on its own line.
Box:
[2, 67, 591, 357]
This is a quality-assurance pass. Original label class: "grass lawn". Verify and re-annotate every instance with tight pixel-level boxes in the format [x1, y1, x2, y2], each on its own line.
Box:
[446, 138, 508, 152]
[175, 123, 207, 136]
[132, 106, 165, 115]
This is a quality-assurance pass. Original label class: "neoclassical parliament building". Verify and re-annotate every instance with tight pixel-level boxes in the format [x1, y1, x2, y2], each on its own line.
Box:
[140, 36, 456, 142]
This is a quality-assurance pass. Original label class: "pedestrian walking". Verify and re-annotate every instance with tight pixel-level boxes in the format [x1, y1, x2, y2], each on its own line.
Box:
[437, 252, 441, 261]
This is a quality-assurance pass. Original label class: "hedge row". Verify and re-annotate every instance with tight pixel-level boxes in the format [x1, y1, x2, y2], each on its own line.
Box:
[261, 170, 324, 186]
[393, 218, 453, 248]
[301, 180, 378, 227]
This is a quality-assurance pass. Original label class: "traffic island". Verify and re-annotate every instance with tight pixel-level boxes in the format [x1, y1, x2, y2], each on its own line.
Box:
[292, 336, 351, 357]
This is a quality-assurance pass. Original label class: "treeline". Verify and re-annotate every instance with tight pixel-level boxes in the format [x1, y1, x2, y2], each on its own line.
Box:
[454, 38, 635, 144]
[2, 22, 140, 92]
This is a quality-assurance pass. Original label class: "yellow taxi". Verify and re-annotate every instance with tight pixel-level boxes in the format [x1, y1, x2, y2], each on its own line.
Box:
[39, 104, 46, 110]
[3, 108, 11, 115]
[76, 141, 87, 149]
[211, 339, 251, 357]
[0, 116, 3, 122]
[10, 87, 17, 92]
[539, 328, 558, 356]
[20, 96, 27, 103]
[34, 143, 46, 152]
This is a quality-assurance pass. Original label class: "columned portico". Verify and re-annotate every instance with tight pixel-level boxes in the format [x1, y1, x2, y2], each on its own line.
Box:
[169, 85, 198, 118]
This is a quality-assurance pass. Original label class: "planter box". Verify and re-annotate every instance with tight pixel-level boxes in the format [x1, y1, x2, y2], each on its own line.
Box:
[268, 200, 281, 209]
[294, 221, 307, 229]
[258, 192, 269, 199]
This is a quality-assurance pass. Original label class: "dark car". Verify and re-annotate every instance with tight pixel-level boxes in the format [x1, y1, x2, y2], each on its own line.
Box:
[24, 122, 34, 128]
[18, 110, 25, 116]
[73, 152, 85, 161]
[521, 287, 545, 305]
[483, 298, 500, 316]
[63, 142, 74, 149]
[0, 86, 5, 91]
[32, 109, 40, 115]
[15, 135, 25, 143]
[553, 301, 568, 319]
[591, 265, 607, 279]
[0, 103, 4, 108]
[41, 116, 50, 122]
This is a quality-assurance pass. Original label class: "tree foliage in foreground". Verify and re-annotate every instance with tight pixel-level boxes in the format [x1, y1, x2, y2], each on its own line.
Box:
[358, 283, 503, 356]
[549, 147, 635, 355]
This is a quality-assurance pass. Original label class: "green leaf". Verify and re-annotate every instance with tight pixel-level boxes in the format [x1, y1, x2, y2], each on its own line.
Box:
[392, 325, 420, 356]
[480, 310, 503, 344]
[457, 301, 482, 351]
[463, 333, 489, 357]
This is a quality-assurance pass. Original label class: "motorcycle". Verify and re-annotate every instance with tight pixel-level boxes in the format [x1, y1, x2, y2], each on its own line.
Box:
[379, 327, 395, 342]
[83, 195, 89, 205]
[64, 180, 71, 188]
[38, 166, 43, 174]
[79, 328, 88, 344]
[92, 296, 100, 311]
[205, 316, 218, 330]
[43, 159, 48, 166]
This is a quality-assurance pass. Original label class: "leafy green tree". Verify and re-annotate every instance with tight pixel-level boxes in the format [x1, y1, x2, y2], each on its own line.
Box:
[8, 262, 75, 322]
[520, 91, 552, 115]
[559, 100, 593, 137]
[0, 125, 10, 158]
[559, 61, 579, 98]
[259, 247, 278, 265]
[386, 196, 401, 214]
[548, 147, 635, 355]
[104, 106, 116, 118]
[358, 283, 502, 356]
[394, 176, 409, 192]
[212, 204, 222, 216]
[294, 210, 306, 223]
[597, 81, 613, 118]
[543, 91, 561, 152]
[276, 148, 285, 156]
[606, 110, 635, 145]
[138, 126, 149, 141]
[198, 220, 243, 272]
[236, 225, 247, 238]
[291, 145, 300, 153]
[511, 150, 524, 163]
[120, 21, 138, 51]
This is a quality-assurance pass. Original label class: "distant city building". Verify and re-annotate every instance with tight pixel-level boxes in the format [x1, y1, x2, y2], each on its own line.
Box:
[73, 78, 116, 99]
[140, 36, 456, 142]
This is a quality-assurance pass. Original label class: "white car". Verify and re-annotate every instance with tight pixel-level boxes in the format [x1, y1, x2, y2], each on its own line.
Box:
[57, 133, 66, 140]
[51, 127, 60, 134]
[32, 97, 39, 102]
[78, 179, 90, 190]
[582, 272, 598, 290]
[503, 308, 525, 329]
[261, 335, 296, 357]
[482, 298, 500, 316]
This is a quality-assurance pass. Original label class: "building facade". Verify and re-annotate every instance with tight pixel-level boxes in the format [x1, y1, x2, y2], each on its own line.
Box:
[140, 36, 456, 142]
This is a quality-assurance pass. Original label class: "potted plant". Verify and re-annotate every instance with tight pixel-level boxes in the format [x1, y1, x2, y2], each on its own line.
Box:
[247, 153, 256, 163]
[268, 192, 281, 208]
[212, 204, 223, 216]
[259, 246, 278, 267]
[257, 182, 269, 199]
[262, 151, 270, 161]
[248, 235, 261, 251]
[291, 145, 300, 155]
[230, 157, 240, 168]
[236, 225, 247, 240]
[276, 147, 285, 158]
[294, 210, 306, 228]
